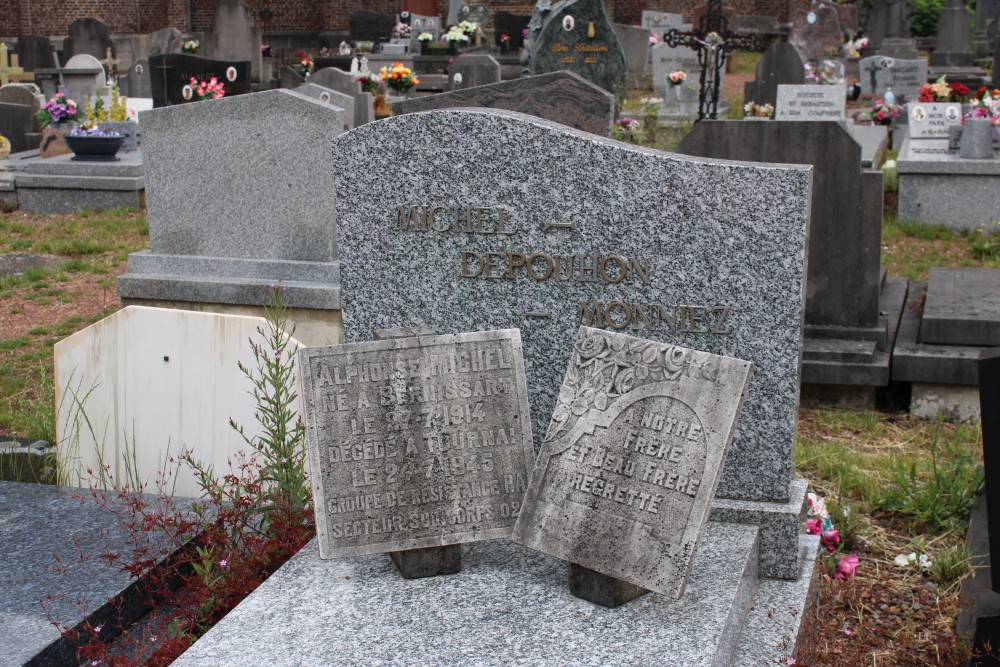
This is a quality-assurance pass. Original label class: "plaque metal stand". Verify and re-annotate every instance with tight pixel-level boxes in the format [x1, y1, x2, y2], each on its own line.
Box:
[569, 563, 648, 608]
[375, 325, 463, 580]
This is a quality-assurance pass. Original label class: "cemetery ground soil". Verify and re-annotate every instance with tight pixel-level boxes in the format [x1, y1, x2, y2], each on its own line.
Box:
[0, 202, 995, 664]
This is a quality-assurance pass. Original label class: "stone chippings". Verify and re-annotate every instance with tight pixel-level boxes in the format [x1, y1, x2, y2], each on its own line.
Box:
[332, 109, 810, 503]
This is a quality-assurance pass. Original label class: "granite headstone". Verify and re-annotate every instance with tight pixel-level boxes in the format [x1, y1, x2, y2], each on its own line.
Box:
[743, 42, 805, 109]
[206, 0, 263, 83]
[148, 53, 250, 107]
[525, 0, 628, 95]
[310, 67, 375, 127]
[390, 70, 615, 137]
[858, 55, 928, 100]
[0, 83, 44, 132]
[63, 18, 114, 61]
[513, 327, 752, 599]
[293, 82, 354, 131]
[932, 0, 977, 67]
[611, 23, 650, 83]
[349, 11, 395, 42]
[908, 101, 963, 140]
[774, 84, 846, 120]
[300, 330, 535, 558]
[450, 54, 501, 90]
[331, 108, 811, 503]
[789, 4, 844, 65]
[15, 35, 55, 72]
[60, 54, 107, 107]
[0, 102, 34, 153]
[118, 89, 344, 315]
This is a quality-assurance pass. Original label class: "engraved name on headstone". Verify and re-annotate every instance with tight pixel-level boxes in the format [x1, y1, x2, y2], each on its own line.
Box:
[774, 84, 846, 120]
[300, 330, 536, 558]
[858, 56, 927, 100]
[513, 327, 752, 598]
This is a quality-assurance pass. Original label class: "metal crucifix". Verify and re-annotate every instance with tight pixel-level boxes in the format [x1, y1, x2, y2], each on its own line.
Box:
[663, 0, 760, 121]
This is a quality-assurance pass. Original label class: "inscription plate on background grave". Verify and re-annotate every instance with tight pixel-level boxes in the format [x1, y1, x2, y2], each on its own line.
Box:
[331, 109, 810, 503]
[513, 327, 752, 598]
[858, 56, 927, 100]
[908, 102, 963, 139]
[774, 84, 845, 120]
[300, 330, 535, 558]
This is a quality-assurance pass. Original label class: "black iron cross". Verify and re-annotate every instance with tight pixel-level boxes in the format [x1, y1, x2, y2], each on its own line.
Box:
[663, 0, 761, 121]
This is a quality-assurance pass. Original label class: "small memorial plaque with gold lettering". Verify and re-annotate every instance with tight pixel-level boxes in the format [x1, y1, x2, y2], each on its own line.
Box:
[300, 330, 535, 558]
[512, 327, 752, 599]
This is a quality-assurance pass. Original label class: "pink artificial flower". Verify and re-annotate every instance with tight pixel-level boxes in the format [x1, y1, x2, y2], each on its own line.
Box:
[835, 553, 860, 580]
[806, 518, 822, 535]
[822, 529, 840, 552]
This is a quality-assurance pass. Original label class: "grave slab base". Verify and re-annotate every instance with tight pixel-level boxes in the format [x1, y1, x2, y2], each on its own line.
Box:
[568, 563, 648, 608]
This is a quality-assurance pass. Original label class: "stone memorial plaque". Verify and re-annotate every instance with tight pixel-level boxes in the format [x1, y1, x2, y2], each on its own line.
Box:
[512, 327, 752, 598]
[300, 330, 536, 558]
[908, 102, 963, 139]
[332, 109, 810, 504]
[858, 56, 927, 100]
[774, 84, 845, 120]
[149, 53, 250, 107]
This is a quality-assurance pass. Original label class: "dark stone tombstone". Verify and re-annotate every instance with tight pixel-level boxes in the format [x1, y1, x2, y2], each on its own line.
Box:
[789, 3, 844, 64]
[63, 18, 114, 61]
[148, 27, 183, 58]
[864, 0, 918, 58]
[677, 121, 899, 385]
[206, 0, 263, 84]
[15, 36, 56, 72]
[982, 348, 1000, 591]
[692, 1, 735, 29]
[132, 60, 152, 98]
[391, 70, 615, 136]
[932, 0, 977, 67]
[494, 12, 531, 50]
[993, 17, 1000, 85]
[743, 42, 805, 108]
[0, 102, 35, 153]
[349, 11, 396, 42]
[832, 0, 860, 34]
[149, 53, 250, 108]
[974, 0, 1000, 57]
[450, 54, 501, 89]
[523, 0, 628, 95]
[0, 84, 43, 134]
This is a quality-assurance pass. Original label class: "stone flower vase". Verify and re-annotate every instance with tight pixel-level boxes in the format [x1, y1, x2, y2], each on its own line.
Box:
[420, 41, 430, 55]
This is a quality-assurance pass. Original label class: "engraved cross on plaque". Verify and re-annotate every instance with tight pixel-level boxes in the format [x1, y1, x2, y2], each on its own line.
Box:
[0, 43, 34, 85]
[663, 0, 760, 121]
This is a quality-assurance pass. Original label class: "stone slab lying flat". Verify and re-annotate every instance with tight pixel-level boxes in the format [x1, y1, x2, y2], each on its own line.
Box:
[922, 267, 1000, 346]
[0, 481, 178, 666]
[892, 281, 986, 385]
[172, 522, 759, 667]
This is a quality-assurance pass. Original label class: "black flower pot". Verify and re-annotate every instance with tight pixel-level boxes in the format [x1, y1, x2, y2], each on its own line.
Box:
[64, 135, 125, 161]
[420, 41, 430, 55]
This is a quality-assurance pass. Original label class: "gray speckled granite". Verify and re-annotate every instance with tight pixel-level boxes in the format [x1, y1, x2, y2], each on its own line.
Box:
[172, 522, 759, 667]
[16, 184, 144, 214]
[0, 481, 181, 666]
[710, 479, 808, 580]
[332, 109, 810, 504]
[120, 89, 343, 309]
[735, 534, 821, 667]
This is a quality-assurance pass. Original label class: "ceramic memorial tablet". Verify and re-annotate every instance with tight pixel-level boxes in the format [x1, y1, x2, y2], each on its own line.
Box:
[300, 330, 535, 558]
[512, 327, 752, 598]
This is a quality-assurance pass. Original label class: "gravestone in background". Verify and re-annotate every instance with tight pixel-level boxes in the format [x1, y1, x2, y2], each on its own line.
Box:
[348, 11, 395, 42]
[677, 121, 903, 387]
[743, 42, 804, 108]
[650, 41, 714, 118]
[903, 101, 963, 158]
[611, 23, 650, 84]
[865, 0, 918, 58]
[774, 83, 846, 120]
[494, 11, 531, 50]
[59, 54, 107, 106]
[524, 0, 627, 95]
[63, 18, 114, 61]
[973, 0, 1000, 57]
[293, 82, 354, 131]
[0, 84, 44, 131]
[148, 27, 184, 58]
[300, 330, 535, 558]
[447, 1, 489, 29]
[310, 67, 375, 127]
[118, 89, 344, 345]
[933, 0, 977, 67]
[391, 70, 615, 137]
[206, 0, 263, 83]
[277, 65, 306, 89]
[0, 102, 34, 153]
[450, 54, 501, 89]
[15, 35, 55, 72]
[131, 60, 152, 98]
[921, 269, 1000, 347]
[789, 3, 843, 65]
[641, 10, 683, 37]
[858, 55, 928, 101]
[513, 328, 753, 600]
[148, 53, 250, 107]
